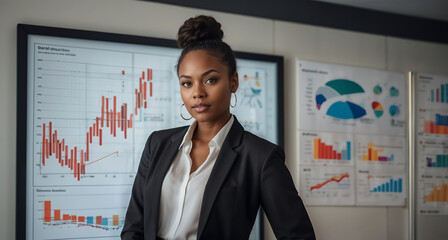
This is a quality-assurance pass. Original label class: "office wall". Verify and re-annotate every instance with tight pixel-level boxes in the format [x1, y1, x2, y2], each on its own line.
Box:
[1, 0, 447, 239]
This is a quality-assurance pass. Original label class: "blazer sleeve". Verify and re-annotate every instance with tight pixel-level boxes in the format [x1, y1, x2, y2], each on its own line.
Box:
[121, 133, 154, 240]
[260, 146, 316, 240]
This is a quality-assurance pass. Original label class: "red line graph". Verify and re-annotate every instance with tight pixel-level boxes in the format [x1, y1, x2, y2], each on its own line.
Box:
[310, 173, 350, 191]
[40, 68, 153, 181]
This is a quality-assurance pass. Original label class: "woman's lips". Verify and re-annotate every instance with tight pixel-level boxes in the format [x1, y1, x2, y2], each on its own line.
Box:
[192, 103, 210, 113]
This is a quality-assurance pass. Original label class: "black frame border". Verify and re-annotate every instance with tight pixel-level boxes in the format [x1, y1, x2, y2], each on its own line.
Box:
[146, 0, 448, 44]
[16, 23, 284, 240]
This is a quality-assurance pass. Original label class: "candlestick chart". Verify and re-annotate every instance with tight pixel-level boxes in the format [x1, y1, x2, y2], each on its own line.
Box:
[32, 44, 180, 186]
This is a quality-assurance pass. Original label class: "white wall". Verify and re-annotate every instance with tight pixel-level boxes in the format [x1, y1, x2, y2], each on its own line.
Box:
[1, 0, 448, 239]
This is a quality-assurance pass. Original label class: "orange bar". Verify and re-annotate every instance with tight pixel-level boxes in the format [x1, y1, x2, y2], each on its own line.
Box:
[78, 216, 85, 222]
[63, 214, 70, 220]
[77, 163, 80, 181]
[122, 70, 125, 75]
[148, 68, 152, 80]
[74, 147, 77, 178]
[44, 201, 51, 222]
[86, 133, 89, 162]
[42, 123, 46, 166]
[70, 149, 74, 169]
[129, 114, 133, 128]
[142, 70, 145, 80]
[96, 216, 102, 225]
[49, 122, 52, 155]
[65, 146, 68, 166]
[89, 127, 93, 143]
[106, 98, 109, 127]
[139, 77, 142, 94]
[135, 89, 138, 115]
[144, 82, 147, 100]
[124, 104, 127, 139]
[117, 112, 121, 129]
[96, 117, 99, 136]
[113, 96, 117, 137]
[46, 139, 49, 159]
[81, 150, 84, 165]
[150, 82, 153, 97]
[113, 215, 119, 226]
[101, 96, 104, 127]
[121, 106, 124, 131]
[313, 138, 319, 159]
[71, 215, 77, 222]
[144, 101, 147, 109]
[99, 129, 102, 146]
[54, 210, 61, 221]
[54, 131, 57, 154]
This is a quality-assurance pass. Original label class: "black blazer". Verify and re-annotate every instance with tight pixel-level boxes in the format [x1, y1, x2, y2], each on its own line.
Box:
[121, 118, 315, 240]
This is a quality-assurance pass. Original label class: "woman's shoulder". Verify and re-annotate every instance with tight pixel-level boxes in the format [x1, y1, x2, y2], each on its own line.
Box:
[240, 130, 284, 155]
[147, 125, 189, 145]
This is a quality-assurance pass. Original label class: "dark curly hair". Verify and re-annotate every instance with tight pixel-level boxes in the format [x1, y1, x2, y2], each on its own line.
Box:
[176, 15, 237, 77]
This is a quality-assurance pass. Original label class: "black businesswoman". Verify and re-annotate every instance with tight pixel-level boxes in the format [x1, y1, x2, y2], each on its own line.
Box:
[121, 15, 315, 240]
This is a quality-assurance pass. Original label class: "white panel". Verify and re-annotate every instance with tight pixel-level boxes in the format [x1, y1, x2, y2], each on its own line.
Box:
[307, 206, 388, 240]
[387, 37, 448, 74]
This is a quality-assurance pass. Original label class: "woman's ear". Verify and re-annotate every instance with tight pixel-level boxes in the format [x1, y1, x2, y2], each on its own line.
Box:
[231, 72, 239, 93]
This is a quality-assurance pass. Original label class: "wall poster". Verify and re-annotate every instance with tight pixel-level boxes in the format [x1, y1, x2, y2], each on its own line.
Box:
[414, 73, 448, 215]
[297, 59, 407, 206]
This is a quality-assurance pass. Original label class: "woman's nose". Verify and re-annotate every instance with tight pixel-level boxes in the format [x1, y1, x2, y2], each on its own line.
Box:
[193, 84, 206, 99]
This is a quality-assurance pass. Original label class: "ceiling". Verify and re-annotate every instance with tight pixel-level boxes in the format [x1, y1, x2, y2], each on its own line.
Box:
[316, 0, 448, 22]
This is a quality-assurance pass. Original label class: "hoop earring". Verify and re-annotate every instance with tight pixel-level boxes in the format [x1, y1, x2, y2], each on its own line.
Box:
[230, 92, 237, 108]
[180, 104, 192, 120]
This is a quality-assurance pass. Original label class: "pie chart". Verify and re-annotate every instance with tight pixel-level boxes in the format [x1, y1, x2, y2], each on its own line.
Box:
[372, 101, 384, 118]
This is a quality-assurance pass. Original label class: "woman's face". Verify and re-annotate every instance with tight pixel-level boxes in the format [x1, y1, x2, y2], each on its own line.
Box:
[178, 50, 238, 124]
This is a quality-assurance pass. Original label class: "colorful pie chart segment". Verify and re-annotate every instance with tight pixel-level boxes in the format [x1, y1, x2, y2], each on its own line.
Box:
[389, 105, 399, 117]
[371, 101, 384, 118]
[315, 79, 365, 110]
[327, 101, 367, 119]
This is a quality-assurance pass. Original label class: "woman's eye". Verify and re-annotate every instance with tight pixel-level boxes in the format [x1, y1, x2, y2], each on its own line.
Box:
[181, 82, 192, 87]
[205, 78, 216, 84]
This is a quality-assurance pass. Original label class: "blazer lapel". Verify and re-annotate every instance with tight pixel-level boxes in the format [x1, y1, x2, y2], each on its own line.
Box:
[197, 118, 244, 239]
[147, 128, 186, 239]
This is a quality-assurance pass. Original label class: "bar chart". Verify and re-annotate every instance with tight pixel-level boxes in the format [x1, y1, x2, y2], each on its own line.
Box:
[357, 135, 406, 169]
[313, 138, 351, 160]
[426, 154, 448, 168]
[299, 131, 354, 165]
[369, 176, 403, 193]
[430, 83, 448, 103]
[423, 113, 448, 135]
[424, 182, 448, 203]
[34, 186, 130, 239]
[356, 171, 406, 206]
[362, 143, 394, 162]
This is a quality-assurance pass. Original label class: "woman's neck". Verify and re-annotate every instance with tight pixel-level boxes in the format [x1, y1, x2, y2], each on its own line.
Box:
[193, 113, 231, 142]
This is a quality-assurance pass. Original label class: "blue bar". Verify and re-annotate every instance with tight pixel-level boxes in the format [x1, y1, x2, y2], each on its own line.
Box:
[442, 84, 445, 103]
[390, 179, 394, 192]
[87, 216, 93, 224]
[394, 180, 398, 193]
[381, 184, 385, 192]
[432, 89, 435, 102]
[386, 182, 389, 192]
[446, 84, 448, 103]
[389, 154, 394, 161]
[102, 218, 108, 225]
[347, 142, 351, 160]
[398, 179, 402, 192]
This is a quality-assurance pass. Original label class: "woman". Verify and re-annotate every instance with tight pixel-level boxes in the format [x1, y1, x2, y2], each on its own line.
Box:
[121, 15, 315, 240]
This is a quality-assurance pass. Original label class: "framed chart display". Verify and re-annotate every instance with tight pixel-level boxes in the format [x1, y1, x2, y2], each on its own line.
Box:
[16, 24, 284, 240]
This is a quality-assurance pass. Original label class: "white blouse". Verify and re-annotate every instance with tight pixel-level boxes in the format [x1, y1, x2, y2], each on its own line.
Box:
[157, 115, 235, 240]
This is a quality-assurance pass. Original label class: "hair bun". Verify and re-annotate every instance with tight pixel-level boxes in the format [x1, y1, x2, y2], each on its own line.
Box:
[177, 15, 224, 49]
